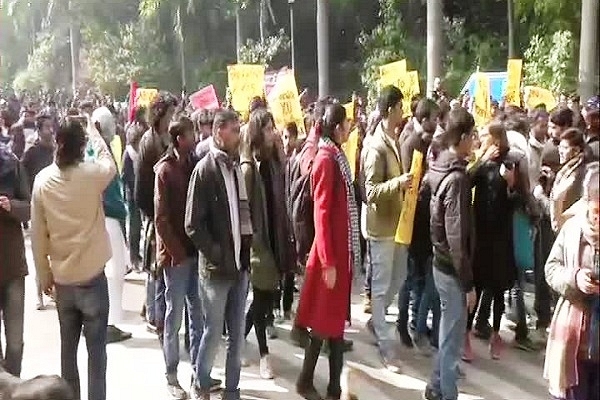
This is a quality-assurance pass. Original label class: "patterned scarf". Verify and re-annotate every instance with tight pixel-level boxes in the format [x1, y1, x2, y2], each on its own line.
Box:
[319, 136, 362, 273]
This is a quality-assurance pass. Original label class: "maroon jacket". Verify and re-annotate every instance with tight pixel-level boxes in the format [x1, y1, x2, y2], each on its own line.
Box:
[153, 148, 196, 268]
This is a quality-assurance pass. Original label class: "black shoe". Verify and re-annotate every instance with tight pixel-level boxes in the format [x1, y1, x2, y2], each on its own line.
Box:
[210, 378, 222, 392]
[107, 325, 132, 344]
[167, 382, 188, 399]
[342, 338, 353, 352]
[296, 383, 323, 400]
[422, 386, 442, 400]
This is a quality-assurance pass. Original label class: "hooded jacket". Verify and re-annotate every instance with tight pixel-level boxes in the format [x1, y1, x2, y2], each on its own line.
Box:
[0, 142, 30, 285]
[428, 148, 474, 292]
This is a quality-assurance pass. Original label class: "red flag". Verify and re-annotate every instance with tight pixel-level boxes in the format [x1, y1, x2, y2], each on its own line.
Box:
[190, 85, 220, 110]
[128, 81, 138, 123]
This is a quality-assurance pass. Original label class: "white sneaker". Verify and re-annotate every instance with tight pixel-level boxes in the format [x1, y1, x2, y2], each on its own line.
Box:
[260, 355, 274, 379]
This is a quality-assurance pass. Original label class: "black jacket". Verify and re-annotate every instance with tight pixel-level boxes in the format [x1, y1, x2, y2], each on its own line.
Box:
[135, 129, 168, 218]
[428, 149, 473, 292]
[185, 151, 251, 280]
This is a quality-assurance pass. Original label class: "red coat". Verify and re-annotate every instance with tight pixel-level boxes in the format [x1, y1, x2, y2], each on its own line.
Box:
[296, 146, 352, 339]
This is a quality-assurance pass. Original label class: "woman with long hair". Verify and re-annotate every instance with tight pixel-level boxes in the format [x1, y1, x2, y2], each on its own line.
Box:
[544, 162, 599, 400]
[295, 103, 360, 400]
[240, 109, 294, 379]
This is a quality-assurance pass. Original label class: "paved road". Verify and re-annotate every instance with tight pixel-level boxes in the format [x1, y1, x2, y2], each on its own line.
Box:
[18, 238, 550, 400]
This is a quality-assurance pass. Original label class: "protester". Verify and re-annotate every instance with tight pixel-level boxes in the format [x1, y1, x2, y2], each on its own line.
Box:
[423, 107, 477, 400]
[185, 109, 252, 400]
[0, 140, 30, 377]
[543, 107, 574, 173]
[295, 102, 359, 400]
[31, 118, 115, 400]
[544, 162, 599, 400]
[122, 123, 144, 270]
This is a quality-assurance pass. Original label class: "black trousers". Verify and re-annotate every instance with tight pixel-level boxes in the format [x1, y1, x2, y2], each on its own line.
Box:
[298, 333, 344, 399]
[245, 287, 275, 356]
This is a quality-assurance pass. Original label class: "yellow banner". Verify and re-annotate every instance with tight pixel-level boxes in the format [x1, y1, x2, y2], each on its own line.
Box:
[227, 64, 265, 118]
[110, 135, 123, 174]
[473, 73, 491, 128]
[135, 88, 158, 109]
[505, 59, 522, 106]
[341, 127, 359, 180]
[267, 70, 304, 130]
[395, 150, 424, 245]
[401, 70, 421, 116]
[523, 86, 557, 111]
[343, 101, 355, 122]
[379, 59, 407, 90]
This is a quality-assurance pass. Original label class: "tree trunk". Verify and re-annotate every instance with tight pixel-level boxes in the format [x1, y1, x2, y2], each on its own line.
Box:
[69, 24, 80, 95]
[259, 0, 266, 42]
[426, 0, 442, 98]
[317, 0, 330, 97]
[578, 0, 599, 100]
[507, 0, 517, 58]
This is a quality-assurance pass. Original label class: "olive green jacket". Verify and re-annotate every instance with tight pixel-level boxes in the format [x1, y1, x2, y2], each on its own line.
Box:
[363, 123, 405, 239]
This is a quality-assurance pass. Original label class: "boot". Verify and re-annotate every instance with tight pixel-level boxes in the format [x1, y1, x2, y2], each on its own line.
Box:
[326, 338, 344, 400]
[296, 334, 324, 400]
[489, 332, 503, 360]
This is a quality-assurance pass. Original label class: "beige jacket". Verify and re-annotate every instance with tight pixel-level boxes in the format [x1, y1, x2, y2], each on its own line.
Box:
[31, 127, 116, 286]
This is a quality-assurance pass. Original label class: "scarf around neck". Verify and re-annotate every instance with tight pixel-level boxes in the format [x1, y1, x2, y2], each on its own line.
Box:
[211, 144, 253, 237]
[318, 136, 362, 274]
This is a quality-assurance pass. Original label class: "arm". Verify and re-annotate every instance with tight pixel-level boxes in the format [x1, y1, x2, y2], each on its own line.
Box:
[1, 161, 31, 223]
[184, 164, 221, 266]
[87, 125, 117, 193]
[30, 187, 53, 289]
[545, 224, 579, 298]
[443, 173, 473, 292]
[154, 166, 187, 266]
[400, 137, 413, 174]
[312, 155, 337, 269]
[364, 147, 402, 205]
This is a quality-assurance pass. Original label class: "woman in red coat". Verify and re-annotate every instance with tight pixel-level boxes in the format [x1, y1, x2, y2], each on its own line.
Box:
[295, 103, 361, 400]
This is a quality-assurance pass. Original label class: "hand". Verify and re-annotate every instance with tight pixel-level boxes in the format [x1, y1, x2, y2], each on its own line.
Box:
[466, 289, 477, 313]
[397, 173, 413, 190]
[481, 144, 500, 162]
[501, 166, 516, 189]
[576, 269, 600, 295]
[322, 266, 337, 289]
[0, 196, 10, 212]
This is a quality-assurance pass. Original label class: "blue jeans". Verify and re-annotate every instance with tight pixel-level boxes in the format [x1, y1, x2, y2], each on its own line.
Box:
[369, 239, 408, 350]
[398, 256, 426, 331]
[196, 271, 249, 399]
[429, 267, 467, 400]
[417, 268, 441, 343]
[55, 273, 109, 400]
[146, 272, 166, 327]
[163, 258, 204, 378]
[127, 198, 142, 263]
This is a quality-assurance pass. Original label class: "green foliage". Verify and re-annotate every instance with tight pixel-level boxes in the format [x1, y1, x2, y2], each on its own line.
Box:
[238, 29, 290, 67]
[82, 20, 172, 96]
[523, 30, 577, 94]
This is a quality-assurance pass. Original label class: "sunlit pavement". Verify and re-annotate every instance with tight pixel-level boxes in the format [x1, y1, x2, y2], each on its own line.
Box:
[20, 237, 549, 400]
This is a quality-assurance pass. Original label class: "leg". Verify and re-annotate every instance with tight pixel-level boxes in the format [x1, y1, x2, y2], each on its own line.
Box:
[533, 225, 552, 330]
[297, 333, 323, 392]
[223, 272, 250, 397]
[145, 273, 156, 323]
[185, 259, 205, 376]
[474, 289, 493, 336]
[105, 218, 127, 327]
[195, 277, 230, 392]
[492, 291, 505, 333]
[388, 244, 409, 310]
[364, 241, 372, 300]
[397, 257, 414, 331]
[428, 268, 466, 400]
[2, 278, 25, 376]
[327, 338, 344, 399]
[80, 274, 109, 400]
[251, 287, 270, 357]
[154, 272, 166, 330]
[55, 283, 84, 400]
[128, 199, 142, 265]
[368, 239, 396, 347]
[162, 263, 189, 379]
[244, 300, 254, 339]
[282, 273, 295, 315]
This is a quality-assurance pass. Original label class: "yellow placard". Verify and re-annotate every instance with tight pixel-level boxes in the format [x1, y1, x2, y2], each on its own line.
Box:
[343, 101, 355, 122]
[227, 64, 266, 118]
[110, 135, 123, 174]
[394, 150, 424, 245]
[341, 127, 359, 180]
[135, 88, 158, 109]
[473, 73, 491, 128]
[401, 70, 421, 117]
[379, 59, 407, 90]
[267, 70, 304, 130]
[505, 59, 522, 106]
[523, 86, 557, 111]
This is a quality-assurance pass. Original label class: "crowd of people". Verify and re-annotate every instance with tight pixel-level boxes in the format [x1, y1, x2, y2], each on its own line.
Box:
[0, 84, 598, 400]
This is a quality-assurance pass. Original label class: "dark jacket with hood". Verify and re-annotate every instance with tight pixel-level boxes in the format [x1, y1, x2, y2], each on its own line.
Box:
[0, 142, 30, 285]
[428, 149, 474, 292]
